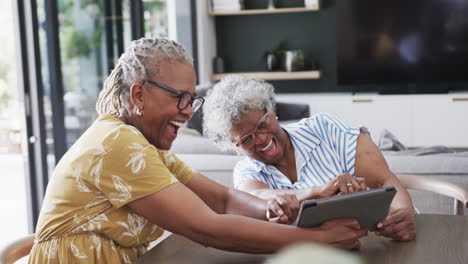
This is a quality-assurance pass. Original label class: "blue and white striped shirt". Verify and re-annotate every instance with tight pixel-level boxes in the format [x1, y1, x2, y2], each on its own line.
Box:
[233, 113, 366, 189]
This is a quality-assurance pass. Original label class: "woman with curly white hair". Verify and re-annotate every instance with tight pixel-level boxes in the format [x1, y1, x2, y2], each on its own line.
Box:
[203, 75, 417, 242]
[29, 38, 368, 264]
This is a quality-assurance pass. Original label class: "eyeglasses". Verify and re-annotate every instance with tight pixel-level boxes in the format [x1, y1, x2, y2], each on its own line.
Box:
[235, 112, 273, 148]
[142, 80, 205, 112]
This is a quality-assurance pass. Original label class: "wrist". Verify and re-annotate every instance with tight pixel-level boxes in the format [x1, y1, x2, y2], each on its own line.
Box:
[311, 228, 329, 244]
[308, 186, 322, 200]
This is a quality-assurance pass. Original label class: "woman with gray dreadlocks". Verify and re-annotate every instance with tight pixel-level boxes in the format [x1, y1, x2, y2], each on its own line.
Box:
[29, 38, 366, 264]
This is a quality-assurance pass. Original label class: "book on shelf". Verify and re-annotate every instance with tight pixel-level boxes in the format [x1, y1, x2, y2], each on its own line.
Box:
[212, 0, 244, 12]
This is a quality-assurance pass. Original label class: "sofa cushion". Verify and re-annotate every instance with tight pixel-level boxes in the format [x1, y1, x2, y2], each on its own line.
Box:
[176, 154, 243, 187]
[186, 83, 212, 134]
[276, 102, 310, 121]
[171, 132, 236, 155]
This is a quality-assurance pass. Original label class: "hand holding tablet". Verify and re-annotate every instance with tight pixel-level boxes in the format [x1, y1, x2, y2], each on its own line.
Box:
[291, 186, 397, 231]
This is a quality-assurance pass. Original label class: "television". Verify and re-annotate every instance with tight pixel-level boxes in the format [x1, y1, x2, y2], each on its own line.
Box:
[337, 0, 468, 93]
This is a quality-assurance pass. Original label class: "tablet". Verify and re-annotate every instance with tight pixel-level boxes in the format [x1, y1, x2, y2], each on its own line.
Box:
[291, 186, 396, 231]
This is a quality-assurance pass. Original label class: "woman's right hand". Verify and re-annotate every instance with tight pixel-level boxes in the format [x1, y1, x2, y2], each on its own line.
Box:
[266, 194, 300, 224]
[318, 219, 369, 249]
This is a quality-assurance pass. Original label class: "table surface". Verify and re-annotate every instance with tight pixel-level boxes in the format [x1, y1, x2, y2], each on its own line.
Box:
[136, 214, 468, 264]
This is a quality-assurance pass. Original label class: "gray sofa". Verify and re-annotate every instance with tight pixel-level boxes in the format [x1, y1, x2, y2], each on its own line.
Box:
[172, 129, 468, 215]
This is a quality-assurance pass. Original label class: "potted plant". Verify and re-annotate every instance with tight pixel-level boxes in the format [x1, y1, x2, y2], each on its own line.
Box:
[262, 42, 286, 71]
[244, 0, 269, 9]
[284, 49, 305, 72]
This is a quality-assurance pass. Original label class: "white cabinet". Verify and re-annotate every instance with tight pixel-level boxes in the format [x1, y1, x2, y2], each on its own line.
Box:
[341, 95, 412, 146]
[412, 94, 468, 148]
[277, 93, 468, 148]
[277, 93, 412, 145]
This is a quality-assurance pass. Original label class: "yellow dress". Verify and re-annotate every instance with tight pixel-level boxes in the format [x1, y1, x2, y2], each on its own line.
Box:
[28, 114, 196, 264]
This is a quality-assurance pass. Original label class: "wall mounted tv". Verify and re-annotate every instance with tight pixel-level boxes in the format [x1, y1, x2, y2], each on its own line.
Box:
[337, 0, 468, 94]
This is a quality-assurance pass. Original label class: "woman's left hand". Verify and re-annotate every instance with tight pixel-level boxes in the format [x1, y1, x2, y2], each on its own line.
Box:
[318, 173, 369, 198]
[266, 194, 300, 224]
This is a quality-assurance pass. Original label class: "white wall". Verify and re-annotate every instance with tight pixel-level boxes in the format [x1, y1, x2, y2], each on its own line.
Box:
[195, 0, 216, 84]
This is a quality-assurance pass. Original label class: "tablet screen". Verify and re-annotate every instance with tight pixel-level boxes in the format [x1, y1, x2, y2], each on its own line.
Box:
[292, 186, 396, 231]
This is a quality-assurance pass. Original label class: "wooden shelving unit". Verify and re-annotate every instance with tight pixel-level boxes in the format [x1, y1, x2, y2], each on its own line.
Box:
[209, 7, 320, 16]
[211, 71, 321, 81]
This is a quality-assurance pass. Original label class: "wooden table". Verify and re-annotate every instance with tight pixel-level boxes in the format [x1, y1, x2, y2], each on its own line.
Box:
[136, 215, 468, 264]
[359, 214, 468, 264]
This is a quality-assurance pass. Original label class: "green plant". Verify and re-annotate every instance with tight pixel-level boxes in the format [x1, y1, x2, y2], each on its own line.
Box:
[62, 28, 92, 59]
[262, 42, 287, 61]
[261, 42, 287, 71]
[58, 0, 104, 60]
[80, 0, 99, 9]
[0, 81, 11, 113]
[144, 0, 167, 38]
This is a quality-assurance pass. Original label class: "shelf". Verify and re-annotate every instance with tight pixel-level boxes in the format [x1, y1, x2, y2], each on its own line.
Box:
[209, 7, 319, 16]
[211, 71, 321, 81]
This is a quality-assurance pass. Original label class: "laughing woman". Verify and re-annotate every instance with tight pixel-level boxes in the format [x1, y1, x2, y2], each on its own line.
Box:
[203, 75, 417, 242]
[29, 38, 367, 264]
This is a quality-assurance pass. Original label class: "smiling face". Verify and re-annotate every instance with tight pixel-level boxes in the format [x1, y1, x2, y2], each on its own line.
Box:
[131, 60, 196, 150]
[230, 108, 290, 165]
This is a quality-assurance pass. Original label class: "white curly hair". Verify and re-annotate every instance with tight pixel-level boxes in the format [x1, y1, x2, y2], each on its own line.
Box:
[96, 37, 193, 117]
[203, 75, 275, 151]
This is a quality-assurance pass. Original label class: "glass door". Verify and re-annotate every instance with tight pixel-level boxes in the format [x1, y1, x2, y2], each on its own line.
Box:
[56, 0, 132, 148]
[13, 0, 198, 232]
[143, 0, 198, 77]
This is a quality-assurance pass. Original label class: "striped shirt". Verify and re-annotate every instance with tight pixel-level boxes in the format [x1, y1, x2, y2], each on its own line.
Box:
[233, 112, 366, 189]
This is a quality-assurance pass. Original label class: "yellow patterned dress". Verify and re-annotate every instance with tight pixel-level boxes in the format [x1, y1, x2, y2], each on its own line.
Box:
[28, 114, 196, 264]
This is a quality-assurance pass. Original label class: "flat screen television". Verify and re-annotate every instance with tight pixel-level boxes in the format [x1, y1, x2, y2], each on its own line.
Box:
[337, 0, 468, 93]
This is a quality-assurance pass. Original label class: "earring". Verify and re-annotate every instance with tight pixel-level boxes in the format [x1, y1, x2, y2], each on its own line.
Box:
[275, 116, 279, 120]
[135, 108, 142, 116]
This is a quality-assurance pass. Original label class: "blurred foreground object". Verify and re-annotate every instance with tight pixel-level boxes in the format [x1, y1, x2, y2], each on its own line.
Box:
[266, 243, 365, 264]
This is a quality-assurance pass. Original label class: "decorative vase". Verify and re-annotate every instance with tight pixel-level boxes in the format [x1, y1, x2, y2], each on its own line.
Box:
[244, 0, 268, 9]
[284, 50, 304, 72]
[304, 0, 320, 9]
[273, 0, 304, 8]
[213, 56, 225, 73]
[266, 53, 279, 71]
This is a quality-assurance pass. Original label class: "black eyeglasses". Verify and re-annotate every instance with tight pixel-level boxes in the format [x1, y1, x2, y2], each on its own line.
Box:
[142, 80, 204, 112]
